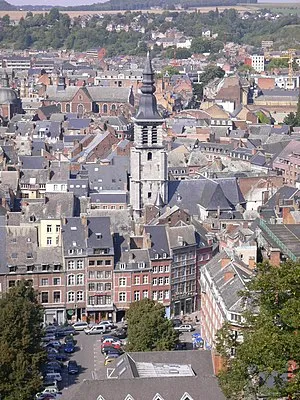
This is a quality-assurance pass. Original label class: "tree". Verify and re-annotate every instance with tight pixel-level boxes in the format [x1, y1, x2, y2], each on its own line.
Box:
[216, 261, 300, 399]
[126, 298, 177, 352]
[0, 280, 45, 400]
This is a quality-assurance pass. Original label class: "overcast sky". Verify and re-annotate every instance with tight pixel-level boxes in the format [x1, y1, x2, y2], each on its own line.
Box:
[8, 0, 300, 5]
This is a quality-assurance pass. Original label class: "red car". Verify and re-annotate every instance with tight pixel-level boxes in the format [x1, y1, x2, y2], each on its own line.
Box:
[101, 342, 121, 354]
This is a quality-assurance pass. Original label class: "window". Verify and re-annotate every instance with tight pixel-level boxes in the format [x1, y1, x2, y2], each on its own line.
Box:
[119, 263, 126, 269]
[134, 276, 140, 285]
[134, 291, 140, 301]
[56, 236, 59, 246]
[152, 126, 158, 144]
[53, 277, 61, 285]
[41, 278, 48, 286]
[153, 266, 157, 273]
[97, 260, 104, 266]
[119, 278, 126, 287]
[77, 260, 84, 269]
[142, 126, 148, 144]
[153, 278, 157, 286]
[46, 237, 52, 246]
[152, 291, 157, 300]
[119, 292, 126, 302]
[103, 104, 108, 113]
[89, 260, 95, 266]
[41, 292, 49, 303]
[165, 265, 170, 272]
[143, 290, 148, 298]
[105, 271, 111, 279]
[158, 290, 163, 300]
[46, 225, 52, 233]
[68, 291, 75, 302]
[105, 283, 112, 291]
[53, 291, 61, 303]
[68, 274, 75, 286]
[88, 296, 95, 305]
[165, 277, 169, 285]
[76, 274, 84, 285]
[88, 271, 95, 279]
[138, 262, 145, 269]
[164, 290, 170, 299]
[56, 225, 60, 233]
[68, 260, 75, 270]
[158, 277, 164, 285]
[159, 266, 164, 273]
[147, 152, 152, 161]
[8, 280, 15, 287]
[77, 291, 84, 302]
[88, 282, 95, 291]
[143, 275, 148, 284]
[105, 260, 111, 266]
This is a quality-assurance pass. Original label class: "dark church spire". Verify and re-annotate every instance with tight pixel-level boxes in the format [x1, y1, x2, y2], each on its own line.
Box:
[135, 51, 163, 121]
[2, 71, 9, 88]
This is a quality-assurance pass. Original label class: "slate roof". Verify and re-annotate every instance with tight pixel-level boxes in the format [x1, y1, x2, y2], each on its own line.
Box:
[263, 186, 300, 209]
[167, 224, 196, 249]
[62, 217, 87, 256]
[44, 85, 81, 102]
[86, 86, 131, 102]
[167, 179, 236, 216]
[20, 193, 75, 222]
[19, 156, 48, 170]
[86, 216, 113, 254]
[60, 350, 225, 400]
[144, 225, 170, 259]
[90, 191, 128, 204]
[203, 250, 252, 313]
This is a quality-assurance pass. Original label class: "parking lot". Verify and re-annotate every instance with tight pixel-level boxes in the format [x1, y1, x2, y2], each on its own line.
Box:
[40, 323, 202, 398]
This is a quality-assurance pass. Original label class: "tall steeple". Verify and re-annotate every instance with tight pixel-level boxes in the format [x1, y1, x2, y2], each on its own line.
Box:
[130, 52, 168, 219]
[2, 71, 9, 88]
[135, 52, 163, 121]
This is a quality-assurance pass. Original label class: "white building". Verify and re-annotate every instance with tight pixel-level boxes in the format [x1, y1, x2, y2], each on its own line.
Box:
[251, 55, 265, 72]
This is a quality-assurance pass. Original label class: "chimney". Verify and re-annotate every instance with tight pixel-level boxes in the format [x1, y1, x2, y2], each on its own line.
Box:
[248, 256, 256, 270]
[81, 214, 87, 227]
[178, 235, 184, 246]
[224, 270, 235, 282]
[221, 254, 231, 268]
[282, 206, 293, 224]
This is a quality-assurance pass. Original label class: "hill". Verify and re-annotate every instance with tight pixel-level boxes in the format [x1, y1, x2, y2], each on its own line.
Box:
[64, 0, 257, 11]
[0, 0, 16, 10]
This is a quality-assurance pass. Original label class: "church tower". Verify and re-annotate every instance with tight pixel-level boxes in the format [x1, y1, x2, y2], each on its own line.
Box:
[130, 53, 168, 219]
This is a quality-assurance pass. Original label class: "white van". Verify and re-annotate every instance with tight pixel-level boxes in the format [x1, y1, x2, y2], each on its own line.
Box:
[84, 325, 106, 335]
[73, 321, 89, 331]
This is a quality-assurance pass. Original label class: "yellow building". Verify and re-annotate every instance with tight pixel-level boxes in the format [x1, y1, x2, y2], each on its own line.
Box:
[39, 219, 61, 247]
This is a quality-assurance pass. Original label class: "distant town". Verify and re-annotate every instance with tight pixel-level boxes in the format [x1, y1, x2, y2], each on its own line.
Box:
[0, 3, 300, 400]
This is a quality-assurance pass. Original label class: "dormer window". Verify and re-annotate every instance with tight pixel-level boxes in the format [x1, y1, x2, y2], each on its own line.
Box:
[119, 263, 126, 270]
[96, 233, 102, 240]
[138, 262, 145, 269]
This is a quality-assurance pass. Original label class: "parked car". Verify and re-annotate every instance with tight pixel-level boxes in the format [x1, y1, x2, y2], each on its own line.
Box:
[175, 342, 187, 350]
[35, 386, 61, 399]
[73, 321, 89, 331]
[47, 347, 59, 354]
[174, 324, 194, 332]
[42, 334, 56, 342]
[67, 360, 79, 374]
[36, 393, 58, 400]
[46, 361, 63, 371]
[44, 341, 62, 349]
[98, 320, 116, 331]
[111, 328, 127, 339]
[54, 353, 68, 362]
[172, 318, 182, 328]
[64, 342, 75, 353]
[101, 342, 121, 354]
[102, 346, 123, 356]
[64, 335, 76, 345]
[100, 334, 119, 342]
[84, 325, 106, 335]
[102, 338, 121, 346]
[45, 372, 62, 382]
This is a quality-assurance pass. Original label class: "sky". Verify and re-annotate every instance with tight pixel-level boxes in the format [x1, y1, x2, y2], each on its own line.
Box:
[8, 0, 300, 5]
[9, 0, 106, 5]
